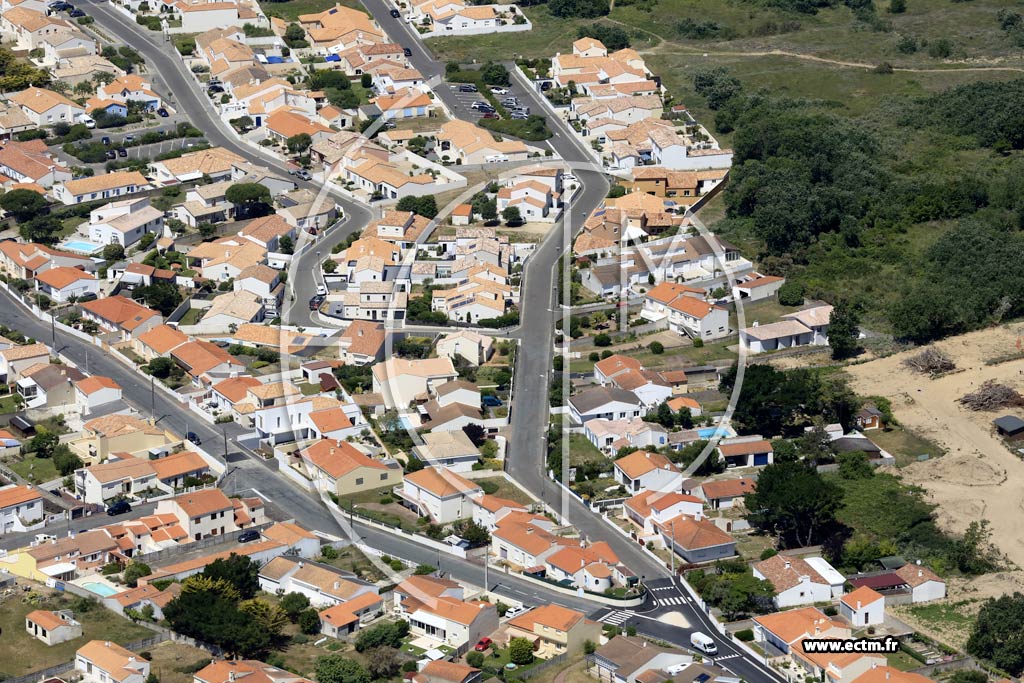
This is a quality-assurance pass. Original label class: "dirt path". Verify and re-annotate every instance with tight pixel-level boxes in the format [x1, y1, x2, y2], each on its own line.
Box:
[845, 325, 1024, 582]
[616, 24, 1024, 74]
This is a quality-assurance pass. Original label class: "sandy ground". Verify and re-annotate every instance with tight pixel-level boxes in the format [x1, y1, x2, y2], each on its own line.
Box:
[845, 324, 1024, 591]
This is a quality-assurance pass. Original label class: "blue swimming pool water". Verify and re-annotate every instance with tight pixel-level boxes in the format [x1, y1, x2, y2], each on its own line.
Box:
[63, 240, 101, 254]
[82, 581, 118, 597]
[697, 427, 725, 438]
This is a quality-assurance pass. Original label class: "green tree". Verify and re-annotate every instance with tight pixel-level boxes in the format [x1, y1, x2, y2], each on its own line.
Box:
[240, 598, 289, 640]
[284, 23, 306, 44]
[53, 444, 83, 476]
[480, 198, 498, 222]
[18, 214, 62, 243]
[967, 592, 1024, 675]
[323, 259, 338, 274]
[777, 282, 804, 306]
[280, 592, 310, 621]
[286, 132, 312, 157]
[396, 194, 439, 219]
[888, 0, 905, 12]
[135, 282, 182, 316]
[576, 24, 630, 50]
[278, 235, 294, 255]
[316, 656, 371, 683]
[828, 301, 861, 360]
[354, 620, 409, 651]
[745, 461, 842, 547]
[366, 648, 400, 679]
[502, 206, 522, 225]
[593, 333, 611, 346]
[203, 554, 260, 599]
[148, 357, 175, 379]
[466, 651, 484, 667]
[480, 61, 510, 85]
[508, 637, 535, 665]
[649, 341, 664, 354]
[837, 451, 873, 479]
[298, 608, 322, 634]
[413, 564, 436, 575]
[122, 561, 152, 588]
[225, 183, 272, 219]
[29, 431, 60, 458]
[548, 0, 608, 18]
[0, 189, 48, 222]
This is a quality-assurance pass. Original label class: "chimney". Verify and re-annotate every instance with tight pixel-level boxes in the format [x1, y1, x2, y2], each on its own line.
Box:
[856, 602, 862, 610]
[105, 641, 111, 647]
[885, 672, 890, 681]
[641, 641, 647, 648]
[334, 581, 341, 589]
[229, 674, 236, 683]
[918, 569, 923, 578]
[784, 560, 791, 570]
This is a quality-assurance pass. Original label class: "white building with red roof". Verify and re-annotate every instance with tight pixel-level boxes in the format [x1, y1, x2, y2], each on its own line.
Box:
[0, 484, 43, 534]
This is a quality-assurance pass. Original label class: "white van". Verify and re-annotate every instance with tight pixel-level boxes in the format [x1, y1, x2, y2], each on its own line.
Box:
[690, 632, 717, 655]
[75, 113, 96, 129]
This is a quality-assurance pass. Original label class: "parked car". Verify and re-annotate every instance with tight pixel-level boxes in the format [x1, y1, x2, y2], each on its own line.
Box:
[117, 148, 127, 157]
[474, 637, 493, 651]
[510, 112, 529, 120]
[540, 81, 552, 91]
[490, 87, 508, 95]
[69, 8, 84, 16]
[101, 136, 111, 145]
[309, 295, 325, 310]
[482, 395, 503, 408]
[186, 431, 202, 445]
[504, 605, 528, 618]
[457, 83, 478, 93]
[77, 292, 97, 302]
[296, 169, 312, 181]
[208, 84, 225, 94]
[501, 97, 518, 106]
[237, 529, 261, 543]
[106, 500, 131, 516]
[481, 112, 499, 119]
[403, 47, 412, 57]
[156, 108, 169, 117]
[105, 150, 116, 160]
[124, 134, 134, 142]
[390, 8, 400, 16]
[470, 101, 488, 110]
[316, 284, 328, 296]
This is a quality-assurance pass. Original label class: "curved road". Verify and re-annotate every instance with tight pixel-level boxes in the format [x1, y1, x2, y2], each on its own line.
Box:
[55, 5, 781, 679]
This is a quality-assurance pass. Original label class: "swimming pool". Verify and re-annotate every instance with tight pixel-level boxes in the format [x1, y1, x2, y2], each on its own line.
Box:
[82, 581, 119, 597]
[697, 426, 733, 439]
[62, 240, 102, 255]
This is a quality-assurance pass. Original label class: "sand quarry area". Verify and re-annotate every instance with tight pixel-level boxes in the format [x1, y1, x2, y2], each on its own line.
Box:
[845, 324, 1024, 600]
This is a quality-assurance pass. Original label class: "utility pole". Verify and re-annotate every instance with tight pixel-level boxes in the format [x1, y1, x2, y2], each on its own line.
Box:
[222, 426, 228, 460]
[150, 375, 155, 421]
[670, 519, 675, 580]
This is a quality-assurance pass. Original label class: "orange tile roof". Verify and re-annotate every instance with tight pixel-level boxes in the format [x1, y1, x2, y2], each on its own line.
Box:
[614, 450, 678, 480]
[473, 494, 526, 513]
[136, 324, 188, 355]
[840, 585, 883, 608]
[850, 667, 933, 683]
[318, 590, 383, 626]
[76, 640, 147, 681]
[212, 376, 262, 403]
[33, 265, 93, 289]
[75, 375, 120, 395]
[0, 342, 48, 362]
[666, 396, 700, 412]
[172, 488, 233, 517]
[623, 490, 701, 519]
[754, 554, 829, 592]
[752, 607, 848, 645]
[262, 521, 316, 546]
[309, 407, 353, 433]
[508, 604, 586, 633]
[301, 439, 387, 479]
[171, 340, 243, 376]
[656, 514, 734, 550]
[894, 563, 942, 587]
[26, 609, 72, 631]
[699, 477, 754, 500]
[151, 451, 208, 480]
[717, 440, 772, 457]
[594, 353, 642, 378]
[418, 661, 479, 683]
[80, 296, 160, 330]
[266, 109, 332, 138]
[62, 171, 148, 197]
[404, 467, 481, 498]
[0, 485, 41, 509]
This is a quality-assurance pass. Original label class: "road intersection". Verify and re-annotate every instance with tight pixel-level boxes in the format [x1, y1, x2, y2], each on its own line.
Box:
[2, 6, 783, 680]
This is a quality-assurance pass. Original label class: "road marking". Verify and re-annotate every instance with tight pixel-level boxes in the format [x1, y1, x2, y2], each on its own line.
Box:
[599, 610, 634, 625]
[249, 488, 272, 503]
[658, 596, 686, 606]
[714, 654, 741, 661]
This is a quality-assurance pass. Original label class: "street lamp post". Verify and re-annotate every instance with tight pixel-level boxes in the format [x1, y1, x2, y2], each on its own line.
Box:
[150, 375, 155, 421]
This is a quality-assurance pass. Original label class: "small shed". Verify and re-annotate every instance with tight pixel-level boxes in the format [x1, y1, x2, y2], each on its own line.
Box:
[994, 415, 1024, 438]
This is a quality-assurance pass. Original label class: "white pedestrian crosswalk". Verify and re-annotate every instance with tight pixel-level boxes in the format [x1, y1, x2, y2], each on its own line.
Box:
[713, 654, 740, 661]
[599, 610, 634, 625]
[657, 596, 686, 606]
[651, 585, 676, 591]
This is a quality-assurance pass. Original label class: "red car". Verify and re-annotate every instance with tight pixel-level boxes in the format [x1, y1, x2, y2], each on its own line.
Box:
[474, 637, 493, 651]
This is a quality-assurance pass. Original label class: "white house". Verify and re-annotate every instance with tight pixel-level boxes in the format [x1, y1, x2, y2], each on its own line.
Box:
[568, 385, 642, 424]
[9, 87, 84, 126]
[666, 295, 730, 340]
[781, 305, 834, 346]
[33, 266, 98, 303]
[613, 450, 681, 494]
[54, 171, 150, 206]
[75, 640, 150, 683]
[25, 609, 82, 645]
[371, 357, 458, 410]
[398, 467, 482, 523]
[394, 574, 498, 649]
[88, 197, 164, 249]
[471, 494, 526, 531]
[622, 490, 704, 537]
[413, 430, 481, 473]
[435, 329, 493, 366]
[74, 376, 123, 414]
[0, 484, 43, 534]
[839, 586, 884, 627]
[74, 456, 159, 505]
[257, 555, 379, 609]
[894, 563, 946, 603]
[752, 554, 842, 608]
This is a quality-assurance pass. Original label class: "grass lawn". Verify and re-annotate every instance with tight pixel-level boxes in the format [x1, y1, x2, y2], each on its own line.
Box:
[476, 476, 534, 505]
[884, 649, 924, 671]
[740, 297, 806, 326]
[0, 393, 23, 414]
[178, 307, 204, 325]
[8, 452, 60, 484]
[0, 591, 152, 679]
[566, 433, 607, 467]
[907, 600, 977, 629]
[428, 5, 585, 64]
[59, 216, 83, 238]
[146, 642, 211, 683]
[297, 382, 323, 396]
[318, 545, 386, 583]
[259, 0, 366, 21]
[866, 426, 945, 468]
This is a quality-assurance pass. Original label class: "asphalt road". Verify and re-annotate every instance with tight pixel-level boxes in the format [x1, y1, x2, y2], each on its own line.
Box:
[76, 0, 374, 330]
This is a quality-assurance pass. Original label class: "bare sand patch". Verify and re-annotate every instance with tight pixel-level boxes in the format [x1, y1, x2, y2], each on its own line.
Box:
[845, 324, 1024, 579]
[658, 612, 690, 628]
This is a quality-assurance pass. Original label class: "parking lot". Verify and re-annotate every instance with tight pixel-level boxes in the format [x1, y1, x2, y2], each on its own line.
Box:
[446, 82, 532, 122]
